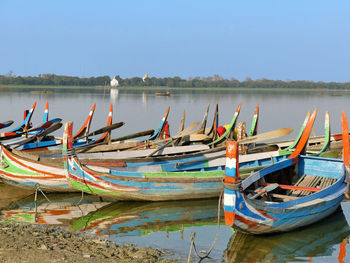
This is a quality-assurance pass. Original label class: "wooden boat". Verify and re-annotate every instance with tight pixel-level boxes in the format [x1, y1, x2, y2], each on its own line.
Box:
[0, 120, 14, 130]
[0, 101, 37, 141]
[0, 145, 75, 192]
[3, 101, 63, 148]
[223, 110, 350, 234]
[62, 110, 314, 201]
[19, 104, 122, 152]
[155, 91, 171, 97]
[224, 210, 350, 262]
[0, 108, 312, 197]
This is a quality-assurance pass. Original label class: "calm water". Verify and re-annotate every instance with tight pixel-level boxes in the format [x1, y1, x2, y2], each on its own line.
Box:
[1, 87, 350, 262]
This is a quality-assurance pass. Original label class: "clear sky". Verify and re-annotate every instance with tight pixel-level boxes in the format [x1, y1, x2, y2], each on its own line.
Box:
[1, 0, 349, 82]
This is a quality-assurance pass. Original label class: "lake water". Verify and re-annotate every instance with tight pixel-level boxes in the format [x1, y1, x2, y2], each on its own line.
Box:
[1, 87, 350, 262]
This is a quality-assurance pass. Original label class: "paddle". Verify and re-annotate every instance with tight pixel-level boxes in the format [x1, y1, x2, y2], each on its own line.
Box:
[173, 110, 186, 146]
[72, 122, 124, 143]
[198, 104, 210, 134]
[87, 122, 124, 137]
[13, 122, 63, 149]
[110, 129, 155, 142]
[175, 128, 293, 167]
[146, 121, 200, 157]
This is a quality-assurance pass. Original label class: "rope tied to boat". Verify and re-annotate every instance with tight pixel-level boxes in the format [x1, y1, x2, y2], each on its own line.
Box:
[62, 148, 75, 156]
[223, 178, 242, 191]
[187, 190, 223, 262]
[34, 183, 51, 223]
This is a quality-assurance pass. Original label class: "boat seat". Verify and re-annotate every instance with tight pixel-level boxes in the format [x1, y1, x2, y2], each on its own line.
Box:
[250, 183, 279, 199]
[288, 175, 337, 197]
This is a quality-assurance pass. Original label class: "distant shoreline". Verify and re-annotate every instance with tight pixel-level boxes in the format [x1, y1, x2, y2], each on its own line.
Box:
[1, 84, 350, 93]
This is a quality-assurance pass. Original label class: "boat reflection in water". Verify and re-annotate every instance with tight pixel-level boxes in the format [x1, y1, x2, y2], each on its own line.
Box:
[1, 193, 220, 238]
[1, 193, 109, 225]
[69, 198, 220, 238]
[224, 210, 350, 263]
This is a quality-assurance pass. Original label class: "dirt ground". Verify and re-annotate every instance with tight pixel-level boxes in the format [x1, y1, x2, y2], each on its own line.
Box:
[0, 222, 175, 263]
[0, 185, 176, 263]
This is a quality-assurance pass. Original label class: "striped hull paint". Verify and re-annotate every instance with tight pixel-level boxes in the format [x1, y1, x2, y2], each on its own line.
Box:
[224, 140, 347, 235]
[0, 145, 75, 192]
[67, 155, 224, 201]
[88, 150, 287, 174]
[224, 180, 345, 234]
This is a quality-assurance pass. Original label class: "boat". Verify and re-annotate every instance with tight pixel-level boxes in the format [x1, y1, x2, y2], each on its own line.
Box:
[0, 144, 75, 192]
[155, 91, 171, 97]
[2, 101, 63, 148]
[62, 110, 315, 201]
[0, 101, 37, 141]
[224, 209, 350, 262]
[0, 120, 14, 130]
[223, 110, 350, 234]
[18, 104, 123, 152]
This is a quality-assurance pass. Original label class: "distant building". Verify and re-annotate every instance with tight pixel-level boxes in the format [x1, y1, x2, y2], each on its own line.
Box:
[142, 73, 149, 82]
[110, 76, 119, 87]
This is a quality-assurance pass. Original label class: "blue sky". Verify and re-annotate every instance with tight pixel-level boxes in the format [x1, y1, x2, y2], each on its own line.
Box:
[1, 0, 349, 82]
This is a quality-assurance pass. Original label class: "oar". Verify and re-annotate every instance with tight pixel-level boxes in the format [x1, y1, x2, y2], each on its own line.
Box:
[73, 122, 124, 143]
[198, 104, 210, 134]
[175, 128, 293, 167]
[87, 122, 124, 137]
[146, 121, 200, 157]
[111, 129, 155, 142]
[342, 111, 350, 199]
[14, 122, 63, 149]
[206, 104, 218, 138]
[173, 110, 186, 146]
[237, 128, 293, 145]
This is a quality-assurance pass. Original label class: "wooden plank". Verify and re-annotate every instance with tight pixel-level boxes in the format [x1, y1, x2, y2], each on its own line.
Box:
[271, 194, 300, 201]
[260, 182, 322, 192]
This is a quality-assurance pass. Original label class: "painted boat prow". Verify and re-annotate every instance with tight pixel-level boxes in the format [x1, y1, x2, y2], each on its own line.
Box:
[223, 111, 348, 234]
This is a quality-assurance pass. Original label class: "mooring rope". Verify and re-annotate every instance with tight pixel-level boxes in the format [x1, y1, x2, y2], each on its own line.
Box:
[187, 189, 223, 262]
[35, 183, 51, 203]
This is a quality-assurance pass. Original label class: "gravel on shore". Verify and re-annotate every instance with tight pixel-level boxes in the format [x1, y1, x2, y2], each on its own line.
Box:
[0, 221, 176, 263]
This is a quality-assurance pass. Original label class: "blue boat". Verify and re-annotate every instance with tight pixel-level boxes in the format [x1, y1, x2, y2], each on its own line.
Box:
[223, 111, 350, 235]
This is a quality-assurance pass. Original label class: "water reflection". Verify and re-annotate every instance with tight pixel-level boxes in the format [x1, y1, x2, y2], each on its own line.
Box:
[0, 192, 220, 238]
[1, 193, 107, 225]
[110, 88, 119, 104]
[224, 211, 350, 263]
[70, 199, 220, 238]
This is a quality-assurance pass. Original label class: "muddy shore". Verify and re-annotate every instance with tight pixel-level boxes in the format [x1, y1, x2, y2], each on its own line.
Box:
[0, 221, 176, 262]
[0, 185, 176, 262]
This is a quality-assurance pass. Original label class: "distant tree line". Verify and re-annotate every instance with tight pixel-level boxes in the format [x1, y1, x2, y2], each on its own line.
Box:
[115, 74, 350, 89]
[1, 72, 350, 89]
[0, 73, 110, 86]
